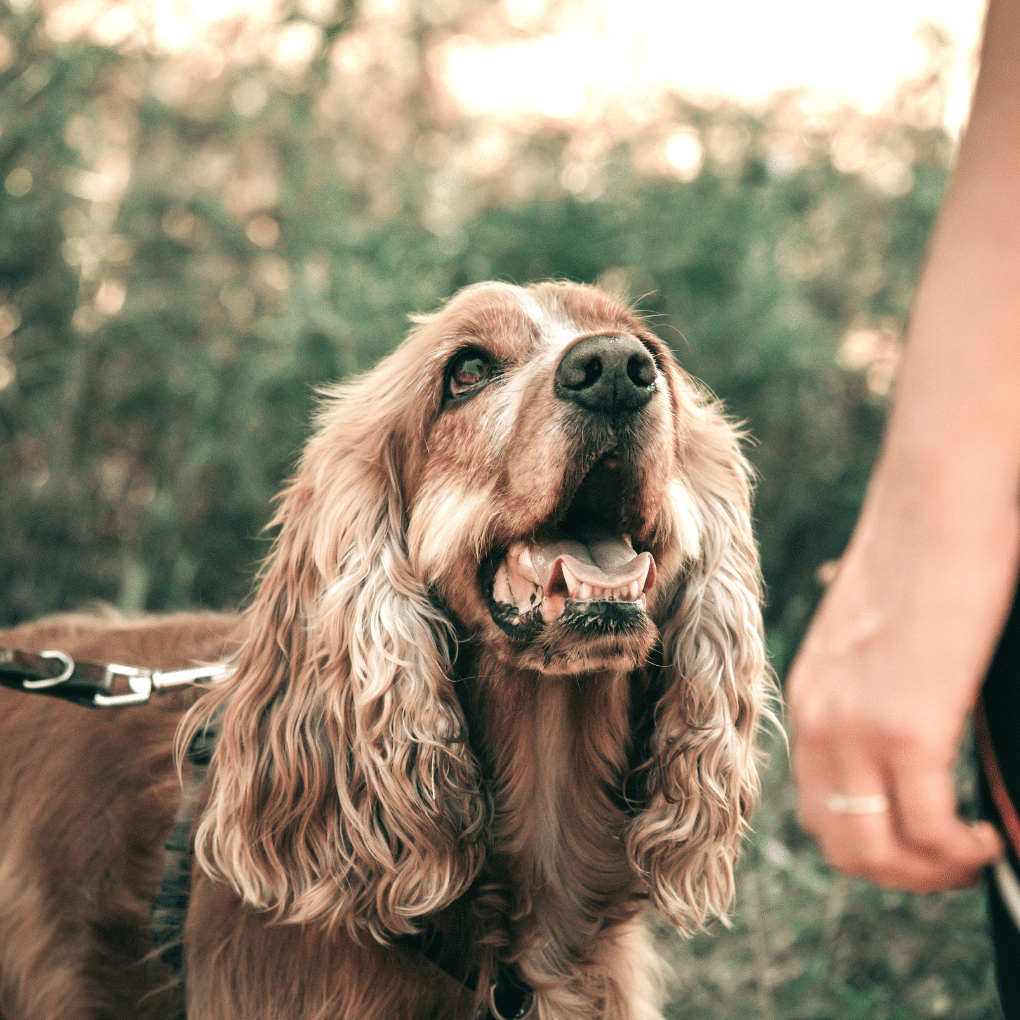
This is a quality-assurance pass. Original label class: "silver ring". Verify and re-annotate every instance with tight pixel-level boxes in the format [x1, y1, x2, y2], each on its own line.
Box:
[22, 650, 75, 689]
[825, 792, 890, 815]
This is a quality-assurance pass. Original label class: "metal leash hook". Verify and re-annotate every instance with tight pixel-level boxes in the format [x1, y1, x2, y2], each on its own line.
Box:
[90, 662, 157, 706]
[92, 663, 232, 707]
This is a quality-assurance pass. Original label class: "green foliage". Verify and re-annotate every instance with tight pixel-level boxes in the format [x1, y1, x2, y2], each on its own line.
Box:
[0, 4, 999, 1016]
[0, 63, 930, 644]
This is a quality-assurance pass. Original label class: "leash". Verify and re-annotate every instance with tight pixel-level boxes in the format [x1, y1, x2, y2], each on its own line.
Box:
[974, 694, 1020, 935]
[0, 644, 228, 985]
[975, 695, 1020, 856]
[1, 645, 535, 1018]
[0, 645, 229, 707]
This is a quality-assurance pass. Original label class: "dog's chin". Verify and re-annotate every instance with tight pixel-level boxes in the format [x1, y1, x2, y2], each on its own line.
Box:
[487, 587, 659, 675]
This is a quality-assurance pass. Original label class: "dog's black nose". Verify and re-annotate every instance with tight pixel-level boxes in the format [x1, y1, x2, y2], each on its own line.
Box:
[555, 334, 658, 415]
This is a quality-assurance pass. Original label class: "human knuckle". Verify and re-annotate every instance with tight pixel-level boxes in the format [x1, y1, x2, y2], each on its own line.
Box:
[899, 869, 958, 894]
[898, 814, 940, 848]
[788, 700, 834, 746]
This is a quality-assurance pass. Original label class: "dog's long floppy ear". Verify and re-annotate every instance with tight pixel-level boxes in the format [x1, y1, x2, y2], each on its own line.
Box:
[180, 365, 487, 941]
[626, 386, 773, 933]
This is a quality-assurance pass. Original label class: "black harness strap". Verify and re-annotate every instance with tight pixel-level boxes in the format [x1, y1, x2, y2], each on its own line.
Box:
[403, 934, 535, 1020]
[147, 749, 534, 1019]
[150, 724, 217, 973]
[486, 969, 535, 1019]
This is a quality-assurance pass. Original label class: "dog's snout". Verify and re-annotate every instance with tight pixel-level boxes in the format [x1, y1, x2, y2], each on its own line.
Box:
[555, 334, 658, 415]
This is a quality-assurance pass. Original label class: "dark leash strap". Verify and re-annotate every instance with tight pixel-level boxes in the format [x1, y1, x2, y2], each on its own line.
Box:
[0, 645, 228, 981]
[975, 694, 1020, 857]
[1, 645, 534, 1018]
[0, 645, 229, 707]
[974, 694, 1020, 934]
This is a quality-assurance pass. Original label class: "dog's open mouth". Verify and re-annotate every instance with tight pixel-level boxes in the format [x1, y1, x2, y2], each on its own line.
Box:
[485, 454, 657, 641]
[492, 531, 654, 625]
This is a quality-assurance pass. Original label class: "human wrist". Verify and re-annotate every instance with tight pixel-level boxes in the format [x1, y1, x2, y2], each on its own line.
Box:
[865, 383, 1020, 540]
[853, 455, 1020, 583]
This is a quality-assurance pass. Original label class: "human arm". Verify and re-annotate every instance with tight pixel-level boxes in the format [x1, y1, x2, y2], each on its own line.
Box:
[786, 0, 1020, 892]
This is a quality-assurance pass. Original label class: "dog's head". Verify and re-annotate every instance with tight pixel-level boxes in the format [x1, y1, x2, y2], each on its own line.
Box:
[400, 281, 684, 676]
[184, 281, 770, 939]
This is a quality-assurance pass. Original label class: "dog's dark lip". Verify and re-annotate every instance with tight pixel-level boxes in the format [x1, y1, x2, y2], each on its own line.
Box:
[483, 548, 649, 643]
[557, 599, 648, 635]
[481, 550, 544, 643]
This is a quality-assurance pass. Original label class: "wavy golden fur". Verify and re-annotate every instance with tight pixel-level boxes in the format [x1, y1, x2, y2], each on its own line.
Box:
[0, 281, 771, 1020]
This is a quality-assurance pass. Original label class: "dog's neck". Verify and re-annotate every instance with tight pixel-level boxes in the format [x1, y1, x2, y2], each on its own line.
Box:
[459, 652, 647, 979]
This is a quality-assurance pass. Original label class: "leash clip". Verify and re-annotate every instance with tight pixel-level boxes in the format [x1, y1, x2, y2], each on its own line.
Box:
[93, 662, 233, 706]
[91, 663, 155, 706]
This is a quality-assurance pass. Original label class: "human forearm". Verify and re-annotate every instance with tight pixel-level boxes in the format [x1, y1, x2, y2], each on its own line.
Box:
[876, 0, 1020, 504]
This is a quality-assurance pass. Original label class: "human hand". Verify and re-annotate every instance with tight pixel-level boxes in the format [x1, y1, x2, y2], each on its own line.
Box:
[787, 495, 1015, 892]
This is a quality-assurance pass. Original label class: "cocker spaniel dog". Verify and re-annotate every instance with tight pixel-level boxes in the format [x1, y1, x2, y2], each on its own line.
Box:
[0, 281, 770, 1020]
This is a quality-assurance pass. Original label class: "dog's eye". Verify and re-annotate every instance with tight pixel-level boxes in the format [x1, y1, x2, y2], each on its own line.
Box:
[446, 350, 495, 399]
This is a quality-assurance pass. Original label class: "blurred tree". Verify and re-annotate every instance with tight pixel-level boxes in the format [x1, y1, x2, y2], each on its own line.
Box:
[0, 0, 948, 666]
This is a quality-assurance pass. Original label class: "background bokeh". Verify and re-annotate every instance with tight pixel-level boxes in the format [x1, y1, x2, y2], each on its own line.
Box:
[0, 0, 1000, 1015]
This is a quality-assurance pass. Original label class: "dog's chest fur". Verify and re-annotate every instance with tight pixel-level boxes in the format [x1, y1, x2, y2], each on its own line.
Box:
[459, 651, 645, 984]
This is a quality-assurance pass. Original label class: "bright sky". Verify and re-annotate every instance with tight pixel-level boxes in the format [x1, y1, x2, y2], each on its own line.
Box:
[444, 0, 988, 131]
[38, 0, 988, 132]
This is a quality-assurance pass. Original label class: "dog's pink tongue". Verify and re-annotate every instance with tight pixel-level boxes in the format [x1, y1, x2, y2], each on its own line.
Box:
[531, 532, 654, 595]
[498, 529, 656, 624]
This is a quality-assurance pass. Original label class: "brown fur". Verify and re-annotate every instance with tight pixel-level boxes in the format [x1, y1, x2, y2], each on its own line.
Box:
[0, 282, 772, 1020]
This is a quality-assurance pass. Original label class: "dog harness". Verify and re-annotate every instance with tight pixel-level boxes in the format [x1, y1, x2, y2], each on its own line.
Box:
[0, 645, 535, 1020]
[149, 723, 536, 1020]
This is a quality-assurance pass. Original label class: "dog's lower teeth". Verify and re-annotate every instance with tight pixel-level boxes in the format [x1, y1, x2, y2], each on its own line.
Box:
[564, 584, 644, 602]
[558, 587, 644, 599]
